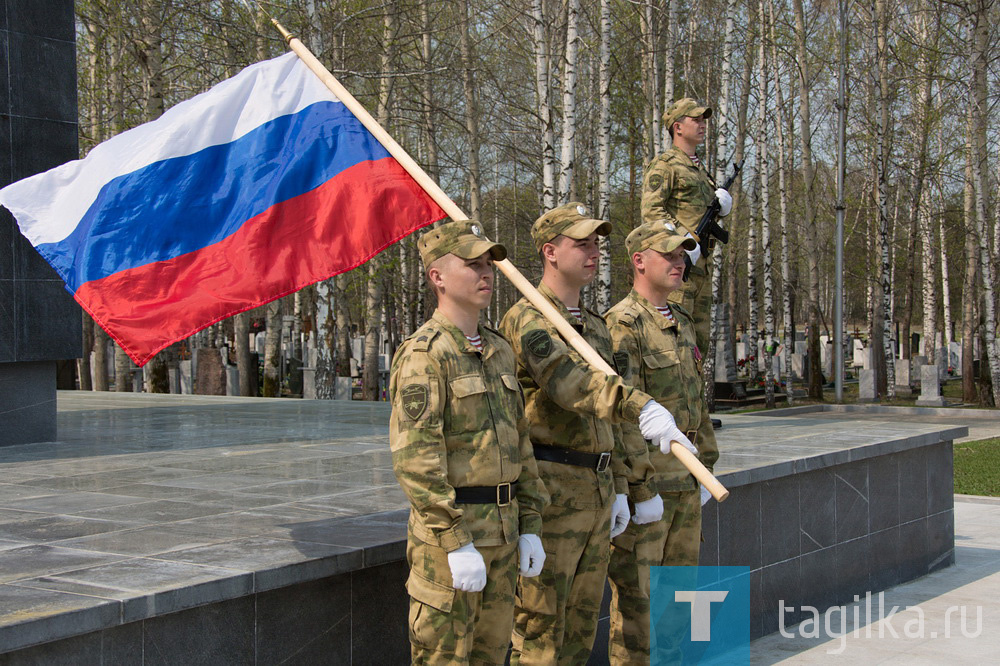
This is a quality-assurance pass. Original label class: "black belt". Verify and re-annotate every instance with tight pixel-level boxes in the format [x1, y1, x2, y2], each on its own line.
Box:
[532, 444, 611, 472]
[645, 430, 699, 449]
[454, 482, 516, 506]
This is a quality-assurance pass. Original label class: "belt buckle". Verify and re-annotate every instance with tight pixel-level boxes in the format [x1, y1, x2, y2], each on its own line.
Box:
[596, 452, 611, 472]
[496, 482, 512, 507]
[685, 430, 698, 448]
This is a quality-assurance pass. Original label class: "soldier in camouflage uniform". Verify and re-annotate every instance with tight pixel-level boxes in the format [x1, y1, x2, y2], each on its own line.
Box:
[640, 98, 733, 353]
[390, 219, 550, 665]
[605, 222, 721, 664]
[500, 203, 696, 665]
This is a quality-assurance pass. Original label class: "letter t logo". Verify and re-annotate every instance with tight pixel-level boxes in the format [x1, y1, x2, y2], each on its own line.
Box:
[675, 590, 729, 641]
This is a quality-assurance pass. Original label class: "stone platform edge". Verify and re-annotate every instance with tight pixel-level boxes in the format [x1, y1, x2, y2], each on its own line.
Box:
[0, 509, 410, 654]
[0, 422, 966, 654]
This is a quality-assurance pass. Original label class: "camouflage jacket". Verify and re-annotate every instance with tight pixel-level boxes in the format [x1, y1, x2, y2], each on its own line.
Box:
[642, 146, 718, 352]
[389, 310, 549, 552]
[605, 290, 719, 492]
[640, 146, 717, 238]
[499, 282, 658, 509]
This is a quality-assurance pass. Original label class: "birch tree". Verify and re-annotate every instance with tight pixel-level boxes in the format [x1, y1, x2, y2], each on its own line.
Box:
[596, 0, 612, 311]
[558, 0, 580, 204]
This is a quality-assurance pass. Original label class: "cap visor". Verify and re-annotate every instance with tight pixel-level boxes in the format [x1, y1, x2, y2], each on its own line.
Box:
[453, 239, 507, 262]
[563, 218, 612, 240]
[649, 235, 698, 253]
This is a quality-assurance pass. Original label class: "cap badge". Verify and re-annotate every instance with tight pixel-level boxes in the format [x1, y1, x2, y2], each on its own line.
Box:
[471, 224, 482, 237]
[576, 205, 587, 216]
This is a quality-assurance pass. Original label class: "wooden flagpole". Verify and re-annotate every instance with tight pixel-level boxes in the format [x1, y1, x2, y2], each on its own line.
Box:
[269, 19, 728, 502]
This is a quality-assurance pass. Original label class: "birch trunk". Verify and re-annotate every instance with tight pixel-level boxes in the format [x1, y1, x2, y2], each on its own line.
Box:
[640, 1, 660, 160]
[596, 0, 612, 312]
[558, 0, 580, 204]
[314, 279, 336, 399]
[461, 0, 482, 216]
[962, 116, 977, 402]
[793, 0, 823, 399]
[94, 327, 109, 392]
[234, 312, 253, 396]
[532, 0, 556, 210]
[662, 0, 677, 150]
[262, 299, 282, 397]
[967, 0, 1000, 406]
[705, 0, 738, 411]
[875, 0, 895, 398]
[757, 0, 775, 409]
[421, 0, 440, 182]
[768, 0, 793, 404]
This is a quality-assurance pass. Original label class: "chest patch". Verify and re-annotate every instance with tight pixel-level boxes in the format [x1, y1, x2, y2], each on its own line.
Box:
[400, 384, 429, 421]
[524, 329, 553, 358]
[613, 351, 630, 376]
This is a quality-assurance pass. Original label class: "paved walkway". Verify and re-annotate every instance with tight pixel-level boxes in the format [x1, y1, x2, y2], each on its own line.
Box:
[741, 496, 1000, 664]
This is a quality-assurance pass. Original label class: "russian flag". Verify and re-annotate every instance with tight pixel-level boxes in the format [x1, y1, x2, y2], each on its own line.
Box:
[0, 52, 446, 366]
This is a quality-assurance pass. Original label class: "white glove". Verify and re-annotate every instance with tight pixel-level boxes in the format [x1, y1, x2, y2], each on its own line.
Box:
[716, 188, 733, 216]
[447, 543, 487, 592]
[685, 241, 703, 267]
[638, 401, 698, 456]
[700, 484, 712, 506]
[611, 493, 630, 538]
[632, 494, 664, 525]
[518, 534, 546, 577]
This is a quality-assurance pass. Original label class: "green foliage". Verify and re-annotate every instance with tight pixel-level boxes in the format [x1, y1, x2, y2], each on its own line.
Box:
[954, 439, 1000, 497]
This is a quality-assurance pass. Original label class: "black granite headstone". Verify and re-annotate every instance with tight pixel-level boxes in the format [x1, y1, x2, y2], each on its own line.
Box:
[0, 0, 81, 445]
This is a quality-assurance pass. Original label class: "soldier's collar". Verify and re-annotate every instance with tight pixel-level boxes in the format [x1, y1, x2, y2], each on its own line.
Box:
[538, 281, 587, 332]
[630, 289, 678, 330]
[668, 145, 702, 171]
[430, 310, 483, 355]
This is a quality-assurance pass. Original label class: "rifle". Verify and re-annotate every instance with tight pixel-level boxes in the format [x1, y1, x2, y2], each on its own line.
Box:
[683, 159, 744, 280]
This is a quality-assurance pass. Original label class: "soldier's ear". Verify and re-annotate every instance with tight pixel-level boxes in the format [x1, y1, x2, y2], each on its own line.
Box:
[632, 251, 645, 273]
[427, 264, 445, 291]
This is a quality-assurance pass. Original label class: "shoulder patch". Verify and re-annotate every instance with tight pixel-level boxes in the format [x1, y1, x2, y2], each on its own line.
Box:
[613, 351, 630, 376]
[523, 329, 553, 358]
[647, 173, 663, 192]
[399, 384, 429, 420]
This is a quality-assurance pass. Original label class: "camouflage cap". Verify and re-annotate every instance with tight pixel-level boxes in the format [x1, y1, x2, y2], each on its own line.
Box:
[531, 202, 612, 252]
[663, 97, 712, 129]
[625, 221, 698, 256]
[418, 219, 507, 267]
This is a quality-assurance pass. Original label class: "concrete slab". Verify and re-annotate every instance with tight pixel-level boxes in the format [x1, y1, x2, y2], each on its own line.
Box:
[741, 497, 1000, 662]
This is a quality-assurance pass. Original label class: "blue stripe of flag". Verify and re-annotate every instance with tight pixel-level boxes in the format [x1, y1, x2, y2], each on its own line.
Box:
[38, 101, 390, 291]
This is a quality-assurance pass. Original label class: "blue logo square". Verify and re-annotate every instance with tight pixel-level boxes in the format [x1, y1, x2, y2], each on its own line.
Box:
[650, 566, 753, 665]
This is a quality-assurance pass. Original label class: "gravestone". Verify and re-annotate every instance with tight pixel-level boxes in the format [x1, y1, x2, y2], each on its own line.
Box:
[895, 362, 912, 397]
[194, 349, 227, 395]
[853, 345, 866, 368]
[794, 341, 808, 355]
[791, 353, 807, 381]
[168, 367, 180, 394]
[303, 368, 315, 399]
[179, 360, 193, 394]
[0, 1, 82, 445]
[335, 376, 352, 400]
[858, 369, 876, 403]
[937, 347, 949, 381]
[949, 341, 961, 372]
[916, 364, 946, 407]
[225, 366, 240, 396]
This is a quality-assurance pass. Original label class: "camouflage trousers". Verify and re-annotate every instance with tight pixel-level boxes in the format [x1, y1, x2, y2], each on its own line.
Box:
[668, 258, 713, 354]
[510, 501, 613, 665]
[406, 532, 518, 665]
[607, 488, 702, 665]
